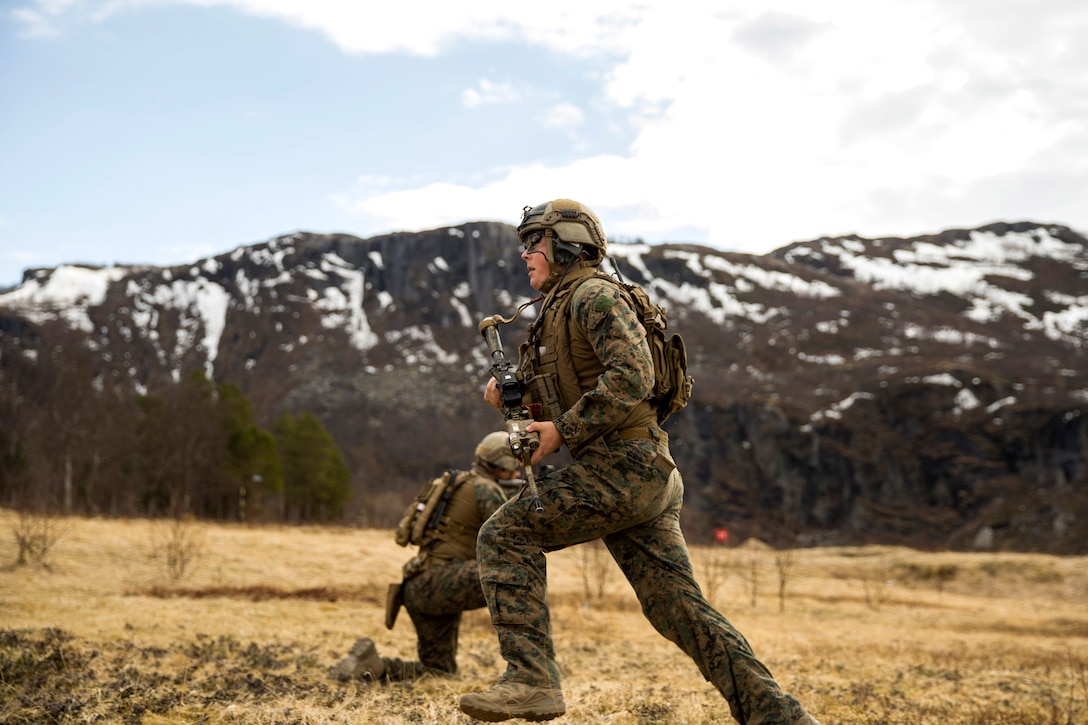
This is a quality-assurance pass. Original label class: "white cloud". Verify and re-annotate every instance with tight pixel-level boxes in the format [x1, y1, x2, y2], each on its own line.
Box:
[28, 0, 640, 56]
[14, 0, 1088, 255]
[391, 0, 1079, 248]
[317, 1, 1088, 250]
[10, 0, 80, 36]
[541, 102, 584, 129]
[461, 78, 521, 108]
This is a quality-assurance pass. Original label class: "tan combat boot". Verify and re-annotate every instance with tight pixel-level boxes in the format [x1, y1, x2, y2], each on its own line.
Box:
[329, 637, 386, 682]
[459, 681, 566, 722]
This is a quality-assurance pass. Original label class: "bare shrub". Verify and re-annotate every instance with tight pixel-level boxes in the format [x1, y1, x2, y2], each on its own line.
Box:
[157, 515, 205, 581]
[860, 560, 893, 609]
[738, 549, 761, 608]
[11, 510, 66, 568]
[774, 549, 795, 612]
[694, 544, 731, 603]
[576, 539, 614, 603]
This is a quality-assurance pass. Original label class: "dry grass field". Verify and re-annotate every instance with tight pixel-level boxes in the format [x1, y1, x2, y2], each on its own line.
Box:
[1, 508, 1086, 725]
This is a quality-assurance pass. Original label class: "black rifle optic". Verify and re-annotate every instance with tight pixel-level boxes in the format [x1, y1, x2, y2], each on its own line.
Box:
[478, 311, 543, 513]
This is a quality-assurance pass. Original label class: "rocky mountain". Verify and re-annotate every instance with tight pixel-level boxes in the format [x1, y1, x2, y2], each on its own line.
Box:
[1, 220, 1086, 552]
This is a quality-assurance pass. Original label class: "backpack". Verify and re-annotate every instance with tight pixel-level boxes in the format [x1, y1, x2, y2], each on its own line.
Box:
[566, 273, 694, 424]
[616, 280, 695, 424]
[394, 470, 463, 547]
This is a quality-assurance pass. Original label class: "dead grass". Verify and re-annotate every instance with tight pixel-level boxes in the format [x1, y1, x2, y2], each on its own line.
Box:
[1, 509, 1086, 724]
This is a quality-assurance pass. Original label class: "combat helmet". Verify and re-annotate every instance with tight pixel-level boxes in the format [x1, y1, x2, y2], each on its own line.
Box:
[517, 199, 607, 265]
[475, 431, 519, 472]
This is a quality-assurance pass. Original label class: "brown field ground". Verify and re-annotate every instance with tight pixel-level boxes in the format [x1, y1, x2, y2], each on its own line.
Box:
[1, 509, 1086, 724]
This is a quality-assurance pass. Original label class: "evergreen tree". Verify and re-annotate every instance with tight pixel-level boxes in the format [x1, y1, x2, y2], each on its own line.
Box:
[272, 410, 352, 522]
[218, 381, 283, 521]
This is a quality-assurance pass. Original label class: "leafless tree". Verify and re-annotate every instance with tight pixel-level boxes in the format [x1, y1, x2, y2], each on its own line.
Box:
[774, 549, 796, 612]
[694, 544, 731, 603]
[738, 548, 761, 608]
[577, 539, 614, 603]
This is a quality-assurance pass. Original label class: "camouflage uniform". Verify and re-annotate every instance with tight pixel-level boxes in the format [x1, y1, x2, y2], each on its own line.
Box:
[382, 461, 508, 681]
[476, 269, 809, 723]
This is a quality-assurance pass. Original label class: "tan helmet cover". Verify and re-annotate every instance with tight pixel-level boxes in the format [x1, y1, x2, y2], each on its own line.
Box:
[518, 199, 607, 261]
[475, 431, 519, 471]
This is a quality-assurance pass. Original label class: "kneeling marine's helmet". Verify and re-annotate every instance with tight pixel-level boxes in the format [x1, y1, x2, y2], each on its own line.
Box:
[517, 198, 607, 265]
[475, 431, 520, 472]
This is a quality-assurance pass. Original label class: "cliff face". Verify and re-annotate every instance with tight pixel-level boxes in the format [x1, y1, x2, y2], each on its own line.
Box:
[2, 220, 1086, 551]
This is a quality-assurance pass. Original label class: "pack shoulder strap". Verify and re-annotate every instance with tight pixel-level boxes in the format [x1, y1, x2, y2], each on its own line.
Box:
[394, 469, 462, 547]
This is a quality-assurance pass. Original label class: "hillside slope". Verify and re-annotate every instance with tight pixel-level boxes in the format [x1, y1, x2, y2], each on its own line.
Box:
[1, 221, 1085, 551]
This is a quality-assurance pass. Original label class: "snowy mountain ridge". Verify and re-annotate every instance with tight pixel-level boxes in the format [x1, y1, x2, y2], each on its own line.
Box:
[2, 220, 1086, 551]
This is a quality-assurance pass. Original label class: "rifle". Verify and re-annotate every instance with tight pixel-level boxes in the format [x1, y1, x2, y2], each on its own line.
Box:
[478, 312, 544, 513]
[499, 465, 556, 495]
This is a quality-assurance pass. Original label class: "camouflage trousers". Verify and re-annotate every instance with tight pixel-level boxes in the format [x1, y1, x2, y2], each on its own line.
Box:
[391, 555, 488, 678]
[476, 432, 807, 725]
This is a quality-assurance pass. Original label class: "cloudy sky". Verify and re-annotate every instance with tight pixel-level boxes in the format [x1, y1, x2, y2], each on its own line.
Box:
[2, 0, 1086, 289]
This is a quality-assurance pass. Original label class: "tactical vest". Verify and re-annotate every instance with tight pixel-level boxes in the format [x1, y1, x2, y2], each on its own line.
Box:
[519, 266, 657, 446]
[425, 471, 487, 562]
[396, 469, 489, 562]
